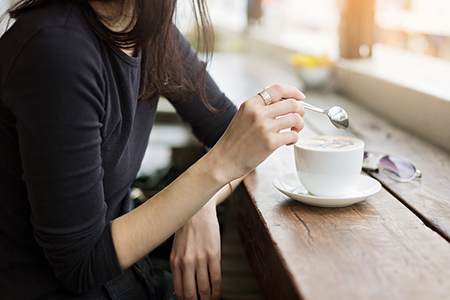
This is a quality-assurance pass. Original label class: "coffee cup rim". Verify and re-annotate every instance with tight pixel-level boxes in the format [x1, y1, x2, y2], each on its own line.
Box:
[294, 135, 364, 152]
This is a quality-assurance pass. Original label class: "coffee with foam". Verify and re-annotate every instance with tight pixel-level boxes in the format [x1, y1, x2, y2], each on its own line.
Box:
[294, 135, 365, 196]
[297, 136, 363, 151]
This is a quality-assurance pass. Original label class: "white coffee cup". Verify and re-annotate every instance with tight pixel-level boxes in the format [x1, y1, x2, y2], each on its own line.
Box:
[294, 135, 364, 197]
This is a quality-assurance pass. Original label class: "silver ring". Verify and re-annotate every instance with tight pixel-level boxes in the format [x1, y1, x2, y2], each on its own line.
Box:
[258, 89, 273, 105]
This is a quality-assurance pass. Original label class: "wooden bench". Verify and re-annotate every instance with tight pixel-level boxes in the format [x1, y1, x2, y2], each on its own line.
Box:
[210, 53, 450, 299]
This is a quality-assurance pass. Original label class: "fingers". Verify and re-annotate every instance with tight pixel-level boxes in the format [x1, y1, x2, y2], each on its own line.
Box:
[208, 258, 222, 300]
[266, 98, 305, 118]
[171, 236, 184, 299]
[196, 260, 211, 300]
[272, 113, 304, 133]
[182, 258, 198, 300]
[172, 255, 220, 300]
[171, 256, 183, 299]
[264, 84, 305, 103]
[274, 131, 300, 147]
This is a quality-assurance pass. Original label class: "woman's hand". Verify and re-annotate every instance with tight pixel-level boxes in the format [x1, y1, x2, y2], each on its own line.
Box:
[210, 84, 305, 182]
[170, 202, 221, 300]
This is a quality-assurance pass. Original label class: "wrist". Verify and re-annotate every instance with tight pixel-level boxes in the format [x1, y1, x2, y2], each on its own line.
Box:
[202, 148, 233, 185]
[204, 199, 218, 213]
[192, 200, 217, 223]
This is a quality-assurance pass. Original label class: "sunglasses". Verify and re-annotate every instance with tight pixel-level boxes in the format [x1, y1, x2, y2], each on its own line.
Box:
[363, 151, 422, 183]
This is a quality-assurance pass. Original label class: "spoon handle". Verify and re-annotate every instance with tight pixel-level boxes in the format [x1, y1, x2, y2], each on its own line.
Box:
[301, 101, 325, 114]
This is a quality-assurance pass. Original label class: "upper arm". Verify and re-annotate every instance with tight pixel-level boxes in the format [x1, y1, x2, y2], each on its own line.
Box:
[3, 27, 121, 293]
[164, 27, 237, 148]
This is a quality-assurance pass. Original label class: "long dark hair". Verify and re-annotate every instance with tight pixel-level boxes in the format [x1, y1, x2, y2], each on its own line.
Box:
[8, 0, 213, 105]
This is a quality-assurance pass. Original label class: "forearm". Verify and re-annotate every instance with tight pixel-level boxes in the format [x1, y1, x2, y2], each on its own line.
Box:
[209, 176, 244, 207]
[111, 82, 305, 270]
[111, 151, 227, 269]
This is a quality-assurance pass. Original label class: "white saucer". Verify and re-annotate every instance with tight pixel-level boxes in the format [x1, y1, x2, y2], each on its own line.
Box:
[273, 173, 381, 208]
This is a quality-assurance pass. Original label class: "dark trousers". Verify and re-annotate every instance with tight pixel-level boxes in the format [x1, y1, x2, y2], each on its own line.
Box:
[58, 256, 175, 300]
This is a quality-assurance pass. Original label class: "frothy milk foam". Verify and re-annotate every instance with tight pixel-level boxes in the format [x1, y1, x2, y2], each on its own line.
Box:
[297, 136, 363, 151]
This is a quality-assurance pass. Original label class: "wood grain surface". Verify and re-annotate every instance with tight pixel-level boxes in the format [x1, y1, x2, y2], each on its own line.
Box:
[302, 92, 450, 241]
[208, 53, 450, 299]
[239, 138, 450, 299]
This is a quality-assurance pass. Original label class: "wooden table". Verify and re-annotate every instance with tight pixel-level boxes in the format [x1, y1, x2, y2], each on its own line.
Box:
[210, 53, 450, 300]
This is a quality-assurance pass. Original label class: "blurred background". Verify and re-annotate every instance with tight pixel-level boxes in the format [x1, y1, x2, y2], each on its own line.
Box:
[176, 0, 450, 92]
[174, 0, 450, 152]
[203, 0, 450, 59]
[1, 1, 450, 298]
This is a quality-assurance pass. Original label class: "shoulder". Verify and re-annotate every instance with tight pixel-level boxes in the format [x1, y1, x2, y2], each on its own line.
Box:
[0, 1, 102, 88]
[2, 0, 97, 41]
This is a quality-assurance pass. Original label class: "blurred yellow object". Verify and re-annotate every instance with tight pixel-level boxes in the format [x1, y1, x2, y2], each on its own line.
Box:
[290, 54, 333, 89]
[290, 54, 333, 68]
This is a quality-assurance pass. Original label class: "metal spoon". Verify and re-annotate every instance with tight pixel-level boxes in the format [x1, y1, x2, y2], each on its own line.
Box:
[302, 102, 349, 129]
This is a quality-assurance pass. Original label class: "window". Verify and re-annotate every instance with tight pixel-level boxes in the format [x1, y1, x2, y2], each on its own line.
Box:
[376, 0, 450, 60]
[207, 0, 340, 57]
[206, 0, 450, 61]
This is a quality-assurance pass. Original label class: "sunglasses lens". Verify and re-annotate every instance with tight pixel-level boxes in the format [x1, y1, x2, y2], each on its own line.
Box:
[379, 155, 416, 181]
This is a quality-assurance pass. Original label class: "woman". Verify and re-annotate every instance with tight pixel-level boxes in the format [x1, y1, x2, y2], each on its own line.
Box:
[0, 0, 305, 299]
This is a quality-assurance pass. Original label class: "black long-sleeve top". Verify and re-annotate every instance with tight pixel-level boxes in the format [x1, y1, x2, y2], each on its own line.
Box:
[0, 1, 236, 299]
